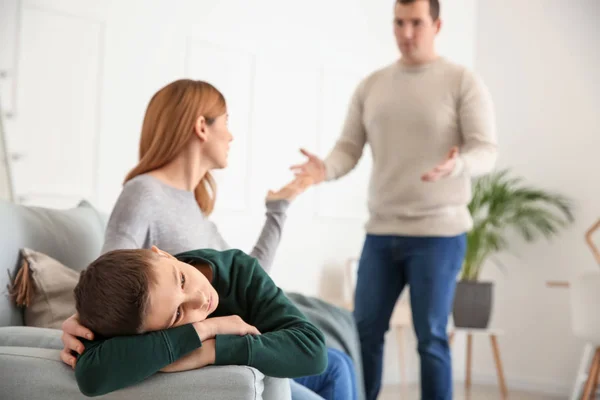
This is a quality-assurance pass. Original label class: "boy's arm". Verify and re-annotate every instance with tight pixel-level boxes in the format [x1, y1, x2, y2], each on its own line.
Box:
[74, 324, 201, 397]
[159, 339, 216, 373]
[159, 315, 261, 372]
[213, 251, 328, 378]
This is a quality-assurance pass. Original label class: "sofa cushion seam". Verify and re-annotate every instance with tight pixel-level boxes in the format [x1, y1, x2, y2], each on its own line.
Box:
[0, 353, 65, 363]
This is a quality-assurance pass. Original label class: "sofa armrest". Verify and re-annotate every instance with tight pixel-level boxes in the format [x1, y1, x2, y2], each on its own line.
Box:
[0, 326, 63, 349]
[0, 346, 291, 400]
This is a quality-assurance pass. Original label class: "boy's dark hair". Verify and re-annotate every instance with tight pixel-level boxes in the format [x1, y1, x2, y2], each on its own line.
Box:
[74, 249, 157, 337]
[397, 0, 440, 21]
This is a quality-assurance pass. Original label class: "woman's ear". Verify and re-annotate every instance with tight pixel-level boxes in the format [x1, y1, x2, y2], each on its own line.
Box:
[194, 115, 208, 142]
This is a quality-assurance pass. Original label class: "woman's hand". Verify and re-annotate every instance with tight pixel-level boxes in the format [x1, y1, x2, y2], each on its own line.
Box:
[193, 315, 260, 341]
[266, 176, 313, 202]
[60, 313, 95, 369]
[160, 339, 216, 372]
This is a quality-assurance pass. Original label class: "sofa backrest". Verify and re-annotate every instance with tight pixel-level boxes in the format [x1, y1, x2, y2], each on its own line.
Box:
[0, 200, 107, 327]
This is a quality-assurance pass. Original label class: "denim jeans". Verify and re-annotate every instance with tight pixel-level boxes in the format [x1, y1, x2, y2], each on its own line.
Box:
[354, 234, 466, 400]
[291, 347, 357, 400]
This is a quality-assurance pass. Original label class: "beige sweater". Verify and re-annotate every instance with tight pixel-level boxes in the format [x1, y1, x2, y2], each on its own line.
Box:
[324, 57, 497, 236]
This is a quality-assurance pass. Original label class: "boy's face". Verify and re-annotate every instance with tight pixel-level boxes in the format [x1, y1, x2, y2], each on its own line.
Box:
[142, 247, 219, 332]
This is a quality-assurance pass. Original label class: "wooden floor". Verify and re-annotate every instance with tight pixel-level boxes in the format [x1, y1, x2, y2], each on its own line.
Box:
[379, 384, 565, 400]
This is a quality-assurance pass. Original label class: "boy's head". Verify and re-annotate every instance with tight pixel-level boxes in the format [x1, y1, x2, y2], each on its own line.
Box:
[74, 246, 219, 337]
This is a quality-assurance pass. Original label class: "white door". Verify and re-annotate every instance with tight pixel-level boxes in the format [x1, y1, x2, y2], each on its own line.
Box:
[0, 0, 107, 208]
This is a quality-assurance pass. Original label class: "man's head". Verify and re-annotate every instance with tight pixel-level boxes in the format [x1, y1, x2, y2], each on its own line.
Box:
[74, 246, 219, 337]
[393, 0, 441, 65]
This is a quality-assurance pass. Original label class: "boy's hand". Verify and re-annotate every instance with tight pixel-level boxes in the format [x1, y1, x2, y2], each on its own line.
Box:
[194, 315, 260, 340]
[60, 313, 95, 369]
[160, 339, 216, 372]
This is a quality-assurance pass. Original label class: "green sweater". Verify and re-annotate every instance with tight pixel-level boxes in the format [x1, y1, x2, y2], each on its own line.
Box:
[74, 249, 327, 397]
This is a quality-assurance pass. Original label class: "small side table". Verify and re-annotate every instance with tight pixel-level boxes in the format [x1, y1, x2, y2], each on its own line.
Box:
[448, 328, 508, 398]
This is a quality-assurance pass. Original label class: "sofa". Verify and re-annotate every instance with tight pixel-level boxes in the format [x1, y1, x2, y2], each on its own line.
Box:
[0, 199, 292, 399]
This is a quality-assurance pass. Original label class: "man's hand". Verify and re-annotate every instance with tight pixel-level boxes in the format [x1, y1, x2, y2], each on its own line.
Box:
[193, 315, 261, 341]
[266, 176, 313, 202]
[290, 148, 326, 185]
[421, 146, 460, 182]
[160, 339, 216, 373]
[60, 313, 95, 369]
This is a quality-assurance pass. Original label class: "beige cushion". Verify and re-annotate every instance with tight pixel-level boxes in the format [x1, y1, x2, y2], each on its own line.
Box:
[11, 248, 78, 329]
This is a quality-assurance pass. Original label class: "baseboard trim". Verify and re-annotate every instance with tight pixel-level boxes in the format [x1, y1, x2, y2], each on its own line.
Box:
[469, 373, 570, 397]
[385, 368, 578, 397]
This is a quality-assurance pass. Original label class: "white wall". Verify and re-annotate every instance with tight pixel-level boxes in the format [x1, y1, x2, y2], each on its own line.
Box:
[468, 0, 600, 395]
[0, 0, 478, 389]
[0, 114, 13, 201]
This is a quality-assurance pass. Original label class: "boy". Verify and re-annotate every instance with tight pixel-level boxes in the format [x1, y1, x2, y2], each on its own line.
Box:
[72, 245, 328, 397]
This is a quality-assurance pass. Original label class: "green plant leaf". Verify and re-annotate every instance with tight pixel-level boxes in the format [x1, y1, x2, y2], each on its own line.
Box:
[461, 168, 574, 281]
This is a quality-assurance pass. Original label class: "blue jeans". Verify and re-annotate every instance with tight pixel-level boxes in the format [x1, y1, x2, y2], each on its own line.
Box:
[354, 234, 466, 400]
[292, 347, 357, 400]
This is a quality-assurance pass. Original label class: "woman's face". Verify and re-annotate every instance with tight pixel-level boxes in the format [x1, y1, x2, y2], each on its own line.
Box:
[203, 113, 233, 169]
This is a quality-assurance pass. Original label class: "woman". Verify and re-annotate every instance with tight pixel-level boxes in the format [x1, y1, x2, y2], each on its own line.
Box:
[59, 79, 357, 400]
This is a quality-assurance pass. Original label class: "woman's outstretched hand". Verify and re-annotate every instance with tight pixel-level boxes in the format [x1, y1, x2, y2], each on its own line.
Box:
[266, 176, 314, 202]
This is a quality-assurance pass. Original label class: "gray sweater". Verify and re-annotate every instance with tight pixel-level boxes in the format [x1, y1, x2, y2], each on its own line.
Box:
[101, 174, 289, 273]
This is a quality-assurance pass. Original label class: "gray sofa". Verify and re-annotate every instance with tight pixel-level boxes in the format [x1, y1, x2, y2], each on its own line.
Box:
[0, 199, 291, 399]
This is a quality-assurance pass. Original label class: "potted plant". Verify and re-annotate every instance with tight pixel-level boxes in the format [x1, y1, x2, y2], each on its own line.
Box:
[452, 169, 574, 329]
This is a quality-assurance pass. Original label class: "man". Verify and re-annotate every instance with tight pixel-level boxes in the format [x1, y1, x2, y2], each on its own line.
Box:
[290, 0, 497, 399]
